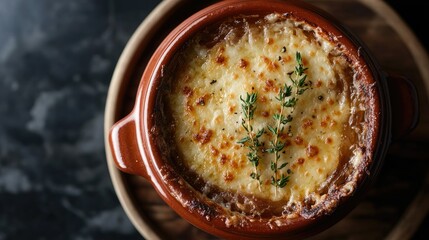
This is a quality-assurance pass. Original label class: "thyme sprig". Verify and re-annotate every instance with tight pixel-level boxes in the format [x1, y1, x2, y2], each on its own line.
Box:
[267, 83, 293, 192]
[237, 52, 310, 192]
[238, 92, 264, 189]
[289, 52, 310, 96]
[268, 51, 310, 192]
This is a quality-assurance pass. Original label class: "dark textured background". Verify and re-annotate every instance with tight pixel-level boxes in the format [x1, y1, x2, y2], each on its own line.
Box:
[0, 0, 427, 239]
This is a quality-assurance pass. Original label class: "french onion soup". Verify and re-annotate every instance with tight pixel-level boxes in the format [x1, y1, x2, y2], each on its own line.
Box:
[152, 13, 374, 225]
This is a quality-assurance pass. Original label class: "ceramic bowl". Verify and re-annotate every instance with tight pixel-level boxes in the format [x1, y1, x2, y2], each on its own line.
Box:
[108, 0, 418, 239]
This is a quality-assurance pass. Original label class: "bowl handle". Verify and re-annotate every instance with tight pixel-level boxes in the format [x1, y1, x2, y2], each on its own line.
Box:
[109, 112, 149, 179]
[386, 74, 419, 140]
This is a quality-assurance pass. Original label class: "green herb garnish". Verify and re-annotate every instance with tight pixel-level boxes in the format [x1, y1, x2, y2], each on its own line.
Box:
[267, 83, 293, 192]
[237, 52, 310, 192]
[238, 92, 264, 189]
[268, 51, 310, 193]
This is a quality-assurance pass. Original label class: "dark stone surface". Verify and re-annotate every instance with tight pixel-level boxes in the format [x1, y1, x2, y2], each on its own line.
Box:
[0, 0, 426, 239]
[0, 0, 158, 239]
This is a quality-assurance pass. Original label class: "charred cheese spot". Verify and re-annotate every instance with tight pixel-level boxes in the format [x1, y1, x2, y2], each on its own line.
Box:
[193, 127, 213, 145]
[210, 145, 219, 157]
[261, 111, 269, 117]
[266, 37, 274, 44]
[279, 132, 289, 140]
[216, 55, 226, 64]
[224, 172, 235, 182]
[302, 119, 313, 129]
[220, 154, 229, 165]
[186, 104, 193, 113]
[306, 145, 319, 158]
[264, 79, 277, 92]
[262, 56, 280, 72]
[239, 58, 249, 68]
[183, 86, 193, 97]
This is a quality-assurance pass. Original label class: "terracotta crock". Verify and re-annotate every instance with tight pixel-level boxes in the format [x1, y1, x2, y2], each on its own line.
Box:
[108, 0, 419, 239]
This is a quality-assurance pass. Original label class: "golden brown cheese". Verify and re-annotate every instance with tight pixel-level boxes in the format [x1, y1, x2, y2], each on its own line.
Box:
[157, 13, 366, 218]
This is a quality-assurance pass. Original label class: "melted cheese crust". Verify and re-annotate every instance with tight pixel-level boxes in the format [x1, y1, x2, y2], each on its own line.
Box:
[160, 14, 363, 215]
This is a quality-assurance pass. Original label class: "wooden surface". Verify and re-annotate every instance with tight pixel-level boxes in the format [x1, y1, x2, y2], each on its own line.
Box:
[104, 0, 429, 239]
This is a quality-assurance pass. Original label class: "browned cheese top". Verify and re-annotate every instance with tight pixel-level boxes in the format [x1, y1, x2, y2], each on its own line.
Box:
[156, 13, 369, 221]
